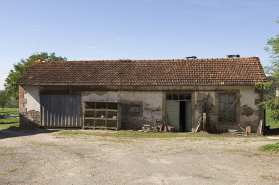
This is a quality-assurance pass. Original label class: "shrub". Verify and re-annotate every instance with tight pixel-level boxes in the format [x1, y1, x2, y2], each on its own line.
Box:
[259, 142, 279, 152]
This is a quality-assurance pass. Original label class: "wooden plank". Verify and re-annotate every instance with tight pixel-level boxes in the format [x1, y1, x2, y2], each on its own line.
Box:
[222, 95, 242, 118]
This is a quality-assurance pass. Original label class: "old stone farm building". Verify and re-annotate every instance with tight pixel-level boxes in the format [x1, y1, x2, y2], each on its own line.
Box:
[18, 57, 266, 133]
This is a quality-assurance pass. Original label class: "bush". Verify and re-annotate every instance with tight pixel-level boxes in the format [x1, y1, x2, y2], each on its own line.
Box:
[4, 99, 19, 108]
[259, 142, 279, 152]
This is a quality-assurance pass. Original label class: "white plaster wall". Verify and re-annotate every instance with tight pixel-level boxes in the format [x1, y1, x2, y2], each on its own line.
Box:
[81, 91, 163, 128]
[239, 86, 260, 124]
[119, 91, 163, 123]
[194, 91, 216, 123]
[24, 86, 40, 111]
[239, 86, 259, 109]
[81, 91, 118, 102]
[81, 91, 119, 112]
[192, 86, 260, 131]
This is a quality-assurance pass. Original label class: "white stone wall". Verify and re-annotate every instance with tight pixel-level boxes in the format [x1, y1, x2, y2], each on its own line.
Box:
[23, 85, 261, 132]
[119, 91, 163, 129]
[81, 91, 119, 109]
[81, 91, 163, 129]
[24, 86, 40, 112]
[192, 86, 261, 132]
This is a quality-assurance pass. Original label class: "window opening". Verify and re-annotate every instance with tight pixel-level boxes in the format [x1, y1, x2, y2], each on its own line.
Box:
[219, 93, 236, 122]
[124, 105, 141, 114]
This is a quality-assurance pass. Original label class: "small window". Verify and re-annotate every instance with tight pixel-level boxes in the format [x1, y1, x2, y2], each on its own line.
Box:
[124, 105, 141, 114]
[186, 93, 191, 100]
[166, 94, 173, 100]
[166, 93, 191, 100]
[173, 94, 179, 100]
[219, 93, 236, 122]
[179, 94, 185, 100]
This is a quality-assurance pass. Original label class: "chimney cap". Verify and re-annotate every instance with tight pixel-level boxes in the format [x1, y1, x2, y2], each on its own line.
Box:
[227, 54, 240, 58]
[186, 56, 197, 59]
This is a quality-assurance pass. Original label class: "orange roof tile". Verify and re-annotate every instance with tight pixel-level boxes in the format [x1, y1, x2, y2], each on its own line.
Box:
[18, 57, 267, 86]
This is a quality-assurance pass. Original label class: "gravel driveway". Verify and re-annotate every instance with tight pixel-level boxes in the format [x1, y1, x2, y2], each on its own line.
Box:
[0, 129, 279, 185]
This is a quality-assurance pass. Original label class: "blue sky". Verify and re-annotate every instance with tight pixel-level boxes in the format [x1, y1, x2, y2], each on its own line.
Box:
[0, 0, 278, 90]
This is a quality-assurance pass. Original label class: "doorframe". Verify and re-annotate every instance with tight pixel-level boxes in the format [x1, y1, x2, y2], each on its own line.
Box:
[164, 92, 193, 132]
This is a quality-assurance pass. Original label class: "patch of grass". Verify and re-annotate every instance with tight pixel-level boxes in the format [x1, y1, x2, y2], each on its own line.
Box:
[7, 168, 19, 172]
[261, 175, 279, 181]
[21, 161, 27, 165]
[0, 122, 20, 130]
[266, 108, 279, 129]
[58, 130, 221, 139]
[259, 142, 279, 152]
[0, 118, 19, 124]
[30, 141, 57, 147]
[101, 138, 133, 144]
[0, 108, 19, 116]
[0, 146, 14, 155]
[243, 153, 253, 157]
[75, 152, 84, 158]
[224, 149, 241, 153]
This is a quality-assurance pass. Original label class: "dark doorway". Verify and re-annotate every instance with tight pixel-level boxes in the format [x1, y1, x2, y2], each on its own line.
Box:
[180, 101, 186, 132]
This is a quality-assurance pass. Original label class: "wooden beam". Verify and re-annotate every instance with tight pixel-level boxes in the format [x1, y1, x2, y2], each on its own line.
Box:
[222, 95, 242, 118]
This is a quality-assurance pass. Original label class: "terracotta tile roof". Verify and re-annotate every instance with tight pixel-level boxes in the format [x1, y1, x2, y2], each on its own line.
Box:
[18, 57, 267, 86]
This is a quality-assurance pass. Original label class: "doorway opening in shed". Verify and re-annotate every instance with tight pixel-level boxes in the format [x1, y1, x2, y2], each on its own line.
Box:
[166, 93, 192, 132]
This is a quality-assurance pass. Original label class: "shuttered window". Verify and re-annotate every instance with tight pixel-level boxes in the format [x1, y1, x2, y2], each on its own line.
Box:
[219, 93, 236, 122]
[124, 105, 141, 114]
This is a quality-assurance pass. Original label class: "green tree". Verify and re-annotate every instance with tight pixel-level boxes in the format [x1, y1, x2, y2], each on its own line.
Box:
[0, 91, 8, 111]
[261, 19, 279, 122]
[264, 19, 279, 77]
[4, 52, 67, 99]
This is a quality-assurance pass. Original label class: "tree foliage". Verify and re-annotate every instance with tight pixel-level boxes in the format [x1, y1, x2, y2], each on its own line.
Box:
[264, 19, 279, 77]
[4, 52, 66, 99]
[261, 19, 279, 122]
[0, 91, 8, 111]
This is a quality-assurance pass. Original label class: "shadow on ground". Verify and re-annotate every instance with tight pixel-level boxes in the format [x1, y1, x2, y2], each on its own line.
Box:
[0, 127, 59, 140]
[264, 128, 279, 136]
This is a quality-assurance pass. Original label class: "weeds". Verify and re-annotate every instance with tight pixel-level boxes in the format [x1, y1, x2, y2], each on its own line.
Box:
[224, 149, 241, 153]
[30, 142, 57, 147]
[0, 122, 19, 129]
[21, 161, 27, 165]
[7, 168, 19, 172]
[58, 130, 221, 139]
[0, 146, 14, 155]
[75, 152, 84, 158]
[0, 118, 19, 124]
[259, 142, 279, 152]
[0, 108, 19, 116]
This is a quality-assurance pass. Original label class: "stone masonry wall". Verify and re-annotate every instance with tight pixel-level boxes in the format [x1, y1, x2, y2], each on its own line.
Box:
[19, 86, 40, 129]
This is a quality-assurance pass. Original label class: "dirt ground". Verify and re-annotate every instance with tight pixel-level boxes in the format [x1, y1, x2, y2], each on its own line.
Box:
[0, 129, 279, 185]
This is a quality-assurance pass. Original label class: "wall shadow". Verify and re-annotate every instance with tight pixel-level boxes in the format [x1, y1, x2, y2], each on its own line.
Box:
[0, 127, 59, 140]
[263, 128, 279, 136]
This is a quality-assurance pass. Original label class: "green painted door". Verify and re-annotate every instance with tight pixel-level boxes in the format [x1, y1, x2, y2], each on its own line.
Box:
[185, 101, 192, 132]
[166, 101, 180, 131]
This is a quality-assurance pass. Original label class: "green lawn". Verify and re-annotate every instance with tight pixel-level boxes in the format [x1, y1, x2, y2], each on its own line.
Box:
[0, 108, 19, 116]
[0, 123, 19, 130]
[0, 118, 19, 124]
[265, 108, 279, 129]
[58, 130, 223, 139]
[0, 108, 19, 129]
[259, 142, 279, 152]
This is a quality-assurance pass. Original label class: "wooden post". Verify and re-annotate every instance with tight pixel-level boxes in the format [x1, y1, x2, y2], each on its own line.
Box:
[258, 119, 263, 135]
